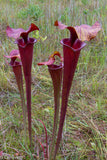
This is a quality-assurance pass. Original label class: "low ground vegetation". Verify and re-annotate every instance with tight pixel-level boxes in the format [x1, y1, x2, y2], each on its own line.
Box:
[0, 0, 106, 159]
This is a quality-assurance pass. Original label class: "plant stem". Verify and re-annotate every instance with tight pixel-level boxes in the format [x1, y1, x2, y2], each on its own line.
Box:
[38, 119, 48, 159]
[48, 65, 62, 160]
[49, 92, 60, 160]
[25, 75, 32, 149]
[12, 64, 26, 144]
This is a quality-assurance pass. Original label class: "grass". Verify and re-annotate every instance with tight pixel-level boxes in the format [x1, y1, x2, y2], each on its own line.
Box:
[0, 0, 107, 159]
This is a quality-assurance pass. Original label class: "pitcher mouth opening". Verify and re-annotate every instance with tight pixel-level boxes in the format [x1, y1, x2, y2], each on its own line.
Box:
[60, 38, 86, 52]
[15, 38, 37, 48]
[48, 63, 64, 70]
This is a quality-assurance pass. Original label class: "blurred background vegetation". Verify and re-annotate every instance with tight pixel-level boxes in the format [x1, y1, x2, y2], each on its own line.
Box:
[0, 0, 106, 159]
